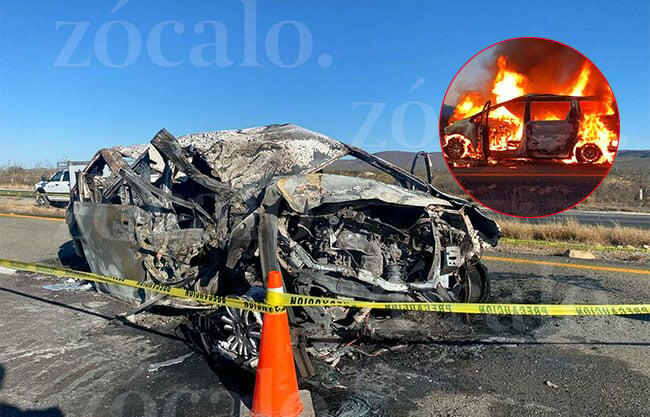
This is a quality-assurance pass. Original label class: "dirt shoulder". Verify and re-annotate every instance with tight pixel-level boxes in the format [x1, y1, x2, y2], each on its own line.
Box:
[0, 196, 65, 218]
[487, 240, 650, 266]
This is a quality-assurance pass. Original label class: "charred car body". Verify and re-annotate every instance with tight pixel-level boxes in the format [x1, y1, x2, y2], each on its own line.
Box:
[67, 124, 499, 364]
[443, 94, 618, 165]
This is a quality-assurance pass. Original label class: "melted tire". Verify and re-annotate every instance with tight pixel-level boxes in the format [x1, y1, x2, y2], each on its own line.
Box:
[575, 143, 603, 164]
[465, 261, 490, 303]
[444, 137, 468, 159]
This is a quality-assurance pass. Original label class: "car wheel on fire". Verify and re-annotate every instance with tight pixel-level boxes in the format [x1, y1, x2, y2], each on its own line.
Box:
[575, 143, 604, 164]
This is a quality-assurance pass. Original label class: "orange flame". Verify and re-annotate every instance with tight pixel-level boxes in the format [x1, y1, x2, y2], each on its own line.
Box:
[492, 56, 525, 103]
[566, 63, 590, 96]
[451, 92, 483, 122]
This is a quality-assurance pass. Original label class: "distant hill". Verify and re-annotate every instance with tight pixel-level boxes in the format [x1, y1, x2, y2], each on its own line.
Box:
[611, 150, 649, 174]
[615, 150, 650, 160]
[327, 151, 446, 172]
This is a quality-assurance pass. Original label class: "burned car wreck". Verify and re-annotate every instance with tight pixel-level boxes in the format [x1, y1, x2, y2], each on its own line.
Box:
[67, 124, 499, 365]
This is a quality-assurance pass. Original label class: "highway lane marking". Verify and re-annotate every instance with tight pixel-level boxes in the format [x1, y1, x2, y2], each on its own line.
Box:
[575, 210, 650, 217]
[484, 256, 650, 275]
[0, 213, 65, 222]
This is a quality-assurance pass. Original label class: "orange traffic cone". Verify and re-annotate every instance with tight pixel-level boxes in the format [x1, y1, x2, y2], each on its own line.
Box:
[251, 271, 304, 417]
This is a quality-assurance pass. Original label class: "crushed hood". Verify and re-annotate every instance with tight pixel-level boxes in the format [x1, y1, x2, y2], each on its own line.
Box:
[273, 173, 452, 213]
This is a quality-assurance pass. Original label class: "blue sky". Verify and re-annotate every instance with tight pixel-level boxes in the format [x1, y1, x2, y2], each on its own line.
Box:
[0, 0, 648, 166]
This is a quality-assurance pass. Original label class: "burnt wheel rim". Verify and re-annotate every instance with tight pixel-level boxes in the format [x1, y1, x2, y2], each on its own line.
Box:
[445, 138, 467, 159]
[577, 143, 602, 163]
[218, 301, 262, 360]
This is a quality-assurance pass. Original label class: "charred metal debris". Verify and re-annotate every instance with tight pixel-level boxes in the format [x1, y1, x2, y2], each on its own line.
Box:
[67, 124, 500, 367]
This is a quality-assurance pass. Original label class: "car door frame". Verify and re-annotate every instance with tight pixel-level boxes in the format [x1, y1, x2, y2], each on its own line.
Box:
[522, 96, 579, 159]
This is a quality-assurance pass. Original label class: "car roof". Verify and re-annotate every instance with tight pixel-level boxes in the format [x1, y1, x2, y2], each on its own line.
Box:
[473, 94, 598, 115]
[495, 93, 599, 105]
[522, 93, 597, 101]
[458, 93, 602, 122]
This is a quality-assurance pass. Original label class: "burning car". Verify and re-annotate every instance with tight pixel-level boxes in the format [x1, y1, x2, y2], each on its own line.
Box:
[66, 124, 499, 365]
[443, 94, 619, 166]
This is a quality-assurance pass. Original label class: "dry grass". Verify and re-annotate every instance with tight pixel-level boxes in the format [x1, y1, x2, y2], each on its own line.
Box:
[0, 196, 65, 218]
[0, 165, 56, 188]
[0, 183, 35, 190]
[581, 175, 648, 211]
[500, 218, 650, 248]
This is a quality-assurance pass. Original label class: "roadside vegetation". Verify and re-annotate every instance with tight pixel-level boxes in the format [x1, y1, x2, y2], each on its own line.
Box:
[0, 164, 56, 188]
[499, 218, 649, 248]
[580, 174, 648, 211]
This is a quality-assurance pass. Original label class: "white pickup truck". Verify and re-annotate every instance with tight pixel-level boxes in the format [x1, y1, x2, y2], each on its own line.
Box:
[34, 162, 87, 206]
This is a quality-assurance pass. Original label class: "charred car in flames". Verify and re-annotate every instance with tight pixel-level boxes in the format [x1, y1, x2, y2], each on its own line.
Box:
[67, 124, 499, 365]
[443, 94, 619, 166]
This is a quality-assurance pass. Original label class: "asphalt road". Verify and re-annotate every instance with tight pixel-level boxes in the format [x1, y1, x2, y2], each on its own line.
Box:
[450, 163, 611, 177]
[487, 209, 650, 229]
[450, 164, 611, 217]
[0, 215, 648, 416]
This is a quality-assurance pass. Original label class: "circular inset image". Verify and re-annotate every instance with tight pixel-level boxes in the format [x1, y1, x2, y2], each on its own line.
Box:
[440, 38, 619, 217]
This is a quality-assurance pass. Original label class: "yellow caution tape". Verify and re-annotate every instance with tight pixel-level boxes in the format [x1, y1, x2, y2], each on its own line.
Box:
[1, 258, 648, 316]
[0, 259, 279, 314]
[266, 292, 649, 316]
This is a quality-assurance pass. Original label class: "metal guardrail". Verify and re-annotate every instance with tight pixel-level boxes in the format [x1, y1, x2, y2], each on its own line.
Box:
[0, 189, 70, 199]
[0, 188, 35, 197]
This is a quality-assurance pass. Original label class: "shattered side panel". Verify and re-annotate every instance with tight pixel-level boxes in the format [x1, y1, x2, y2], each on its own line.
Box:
[177, 124, 349, 190]
[73, 202, 149, 302]
[526, 121, 576, 157]
[273, 174, 453, 213]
